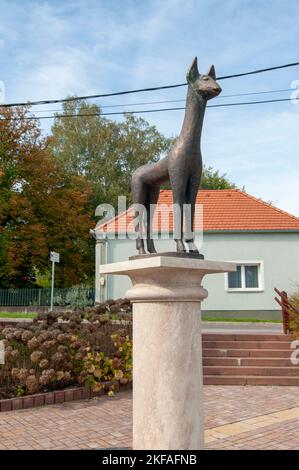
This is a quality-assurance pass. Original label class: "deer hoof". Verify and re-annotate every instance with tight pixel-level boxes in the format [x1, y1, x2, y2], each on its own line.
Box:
[147, 240, 157, 253]
[187, 241, 199, 253]
[136, 239, 146, 255]
[176, 240, 186, 252]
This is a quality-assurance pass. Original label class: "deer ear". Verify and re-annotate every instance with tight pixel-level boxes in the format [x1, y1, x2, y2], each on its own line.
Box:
[207, 64, 216, 80]
[187, 57, 199, 83]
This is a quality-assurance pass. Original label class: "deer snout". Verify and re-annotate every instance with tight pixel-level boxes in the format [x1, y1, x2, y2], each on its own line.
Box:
[213, 85, 221, 95]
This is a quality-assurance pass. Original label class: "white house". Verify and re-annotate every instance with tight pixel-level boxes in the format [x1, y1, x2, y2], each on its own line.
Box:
[93, 189, 299, 320]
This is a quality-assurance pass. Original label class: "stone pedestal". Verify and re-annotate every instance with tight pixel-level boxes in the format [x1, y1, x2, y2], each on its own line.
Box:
[101, 256, 236, 450]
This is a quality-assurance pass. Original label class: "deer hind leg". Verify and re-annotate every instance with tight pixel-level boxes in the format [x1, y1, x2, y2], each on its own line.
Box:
[185, 176, 200, 253]
[131, 171, 148, 255]
[145, 185, 160, 253]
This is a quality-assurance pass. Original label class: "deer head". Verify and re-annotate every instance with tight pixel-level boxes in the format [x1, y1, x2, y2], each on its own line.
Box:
[186, 57, 221, 100]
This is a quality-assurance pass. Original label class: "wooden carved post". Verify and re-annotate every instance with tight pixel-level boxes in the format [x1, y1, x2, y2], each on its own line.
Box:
[281, 291, 290, 334]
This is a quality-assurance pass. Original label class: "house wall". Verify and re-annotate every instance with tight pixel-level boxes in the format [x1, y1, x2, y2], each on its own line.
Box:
[100, 232, 299, 317]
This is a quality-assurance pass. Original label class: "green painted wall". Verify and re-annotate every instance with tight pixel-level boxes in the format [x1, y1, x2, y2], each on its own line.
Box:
[101, 232, 299, 314]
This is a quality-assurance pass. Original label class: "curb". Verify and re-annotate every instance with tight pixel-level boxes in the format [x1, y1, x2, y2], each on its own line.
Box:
[0, 381, 132, 413]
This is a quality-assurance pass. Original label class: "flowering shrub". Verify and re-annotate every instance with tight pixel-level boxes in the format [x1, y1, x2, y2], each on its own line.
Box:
[0, 300, 132, 399]
[79, 332, 132, 396]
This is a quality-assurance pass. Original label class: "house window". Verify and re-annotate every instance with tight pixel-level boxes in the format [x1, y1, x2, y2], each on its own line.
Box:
[226, 262, 263, 292]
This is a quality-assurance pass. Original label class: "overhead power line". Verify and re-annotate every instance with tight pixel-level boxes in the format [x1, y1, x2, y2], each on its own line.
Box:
[1, 97, 298, 122]
[0, 60, 298, 108]
[215, 61, 299, 80]
[24, 87, 295, 114]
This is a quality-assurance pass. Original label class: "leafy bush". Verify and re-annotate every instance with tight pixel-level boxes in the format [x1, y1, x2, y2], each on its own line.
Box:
[55, 286, 94, 309]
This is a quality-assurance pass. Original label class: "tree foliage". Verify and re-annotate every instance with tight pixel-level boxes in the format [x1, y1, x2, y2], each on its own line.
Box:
[201, 165, 236, 190]
[0, 107, 93, 287]
[48, 100, 171, 208]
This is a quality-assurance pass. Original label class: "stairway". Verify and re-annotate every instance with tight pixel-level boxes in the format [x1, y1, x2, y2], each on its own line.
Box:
[202, 333, 299, 385]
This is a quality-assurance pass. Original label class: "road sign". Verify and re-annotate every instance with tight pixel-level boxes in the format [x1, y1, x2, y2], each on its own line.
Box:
[50, 251, 60, 263]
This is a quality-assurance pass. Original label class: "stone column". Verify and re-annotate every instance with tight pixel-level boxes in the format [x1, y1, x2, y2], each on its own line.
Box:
[101, 256, 235, 450]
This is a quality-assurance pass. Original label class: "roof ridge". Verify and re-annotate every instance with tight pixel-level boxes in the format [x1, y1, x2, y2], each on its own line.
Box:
[160, 189, 239, 193]
[238, 189, 299, 222]
[199, 188, 239, 192]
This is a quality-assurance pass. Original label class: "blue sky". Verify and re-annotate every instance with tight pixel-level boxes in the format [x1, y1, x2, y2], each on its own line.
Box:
[1, 0, 299, 215]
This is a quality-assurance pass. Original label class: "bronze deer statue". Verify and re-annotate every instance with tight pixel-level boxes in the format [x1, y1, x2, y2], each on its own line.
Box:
[131, 57, 221, 255]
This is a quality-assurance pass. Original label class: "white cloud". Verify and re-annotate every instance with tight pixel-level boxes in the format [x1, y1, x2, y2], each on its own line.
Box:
[17, 47, 91, 100]
[202, 106, 299, 215]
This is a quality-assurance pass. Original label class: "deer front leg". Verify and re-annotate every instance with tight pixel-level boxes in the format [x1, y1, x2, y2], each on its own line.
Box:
[185, 176, 200, 253]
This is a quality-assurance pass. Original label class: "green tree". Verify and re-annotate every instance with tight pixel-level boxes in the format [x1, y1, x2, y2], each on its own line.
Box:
[201, 165, 236, 190]
[48, 100, 172, 209]
[34, 269, 51, 288]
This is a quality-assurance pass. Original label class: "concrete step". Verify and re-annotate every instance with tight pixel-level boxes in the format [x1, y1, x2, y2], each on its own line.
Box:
[202, 333, 291, 342]
[203, 340, 292, 350]
[203, 357, 295, 367]
[203, 375, 299, 386]
[201, 333, 299, 385]
[203, 366, 299, 376]
[203, 348, 293, 358]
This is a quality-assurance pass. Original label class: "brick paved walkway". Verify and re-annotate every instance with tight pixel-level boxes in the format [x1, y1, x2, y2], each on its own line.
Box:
[1, 386, 299, 450]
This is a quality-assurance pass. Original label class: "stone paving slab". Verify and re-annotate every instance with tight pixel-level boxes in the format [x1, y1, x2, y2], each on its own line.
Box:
[1, 386, 299, 450]
[206, 416, 299, 450]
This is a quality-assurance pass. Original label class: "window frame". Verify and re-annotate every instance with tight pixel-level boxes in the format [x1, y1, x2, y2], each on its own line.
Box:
[225, 261, 264, 293]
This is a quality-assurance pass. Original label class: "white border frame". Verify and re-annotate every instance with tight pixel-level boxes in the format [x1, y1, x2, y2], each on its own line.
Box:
[224, 260, 264, 293]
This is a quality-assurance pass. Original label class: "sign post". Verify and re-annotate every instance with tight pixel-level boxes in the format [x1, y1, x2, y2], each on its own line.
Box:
[50, 251, 60, 311]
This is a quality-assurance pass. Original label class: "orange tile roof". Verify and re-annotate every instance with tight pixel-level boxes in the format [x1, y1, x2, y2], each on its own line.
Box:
[96, 189, 299, 233]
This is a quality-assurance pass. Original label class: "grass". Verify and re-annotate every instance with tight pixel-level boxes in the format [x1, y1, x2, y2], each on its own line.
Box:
[0, 312, 37, 319]
[202, 316, 282, 323]
[0, 312, 282, 323]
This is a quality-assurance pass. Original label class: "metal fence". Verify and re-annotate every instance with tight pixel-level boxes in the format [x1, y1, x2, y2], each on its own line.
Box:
[0, 287, 95, 307]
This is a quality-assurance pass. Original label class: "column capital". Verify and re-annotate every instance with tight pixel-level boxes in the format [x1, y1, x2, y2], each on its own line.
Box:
[101, 256, 236, 303]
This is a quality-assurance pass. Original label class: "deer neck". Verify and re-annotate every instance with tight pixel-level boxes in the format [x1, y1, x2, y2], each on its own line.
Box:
[179, 85, 206, 149]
